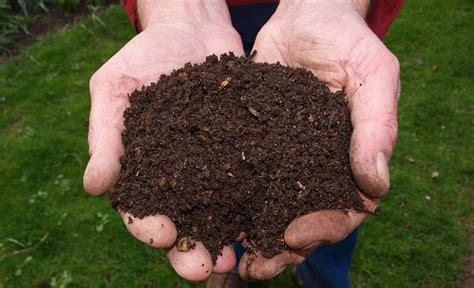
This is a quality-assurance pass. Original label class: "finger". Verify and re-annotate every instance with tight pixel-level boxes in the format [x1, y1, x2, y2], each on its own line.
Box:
[349, 50, 400, 198]
[238, 250, 305, 281]
[284, 210, 353, 250]
[348, 192, 380, 230]
[121, 212, 177, 248]
[209, 36, 245, 58]
[285, 193, 380, 251]
[213, 245, 237, 274]
[236, 232, 246, 242]
[83, 125, 123, 196]
[250, 21, 287, 64]
[83, 72, 139, 196]
[123, 212, 235, 279]
[167, 241, 214, 281]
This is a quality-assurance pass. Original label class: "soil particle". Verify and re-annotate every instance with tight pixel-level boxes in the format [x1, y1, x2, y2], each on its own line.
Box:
[177, 237, 196, 252]
[110, 52, 367, 263]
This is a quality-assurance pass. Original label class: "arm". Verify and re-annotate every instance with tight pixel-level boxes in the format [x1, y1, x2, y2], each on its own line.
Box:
[84, 0, 244, 281]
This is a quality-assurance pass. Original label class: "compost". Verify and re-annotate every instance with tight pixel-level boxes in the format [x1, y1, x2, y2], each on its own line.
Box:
[110, 52, 366, 263]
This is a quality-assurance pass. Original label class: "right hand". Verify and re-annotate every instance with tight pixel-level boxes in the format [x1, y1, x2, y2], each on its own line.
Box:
[237, 0, 399, 280]
[83, 0, 244, 281]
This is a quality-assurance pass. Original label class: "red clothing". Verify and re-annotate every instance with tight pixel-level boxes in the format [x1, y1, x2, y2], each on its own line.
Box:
[121, 0, 403, 40]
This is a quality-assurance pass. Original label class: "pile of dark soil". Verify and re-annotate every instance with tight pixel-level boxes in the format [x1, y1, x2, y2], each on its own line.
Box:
[110, 52, 366, 263]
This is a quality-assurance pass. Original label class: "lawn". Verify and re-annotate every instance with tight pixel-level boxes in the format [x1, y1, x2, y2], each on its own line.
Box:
[0, 1, 473, 287]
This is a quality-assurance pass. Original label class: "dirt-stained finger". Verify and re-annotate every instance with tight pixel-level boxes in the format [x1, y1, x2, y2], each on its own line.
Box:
[121, 212, 177, 248]
[213, 245, 237, 274]
[238, 250, 305, 281]
[167, 241, 214, 281]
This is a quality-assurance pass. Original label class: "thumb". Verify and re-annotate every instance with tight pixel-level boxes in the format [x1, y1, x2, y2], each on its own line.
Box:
[83, 71, 138, 195]
[349, 51, 400, 198]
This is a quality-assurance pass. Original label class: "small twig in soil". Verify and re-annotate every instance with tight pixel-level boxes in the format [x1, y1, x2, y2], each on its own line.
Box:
[249, 239, 257, 249]
[219, 77, 232, 90]
[296, 181, 305, 190]
[297, 189, 310, 198]
[244, 239, 259, 268]
[159, 177, 166, 188]
[247, 107, 260, 118]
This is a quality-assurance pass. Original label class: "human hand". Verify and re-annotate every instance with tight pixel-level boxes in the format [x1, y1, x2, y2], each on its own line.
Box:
[83, 0, 244, 281]
[239, 0, 400, 280]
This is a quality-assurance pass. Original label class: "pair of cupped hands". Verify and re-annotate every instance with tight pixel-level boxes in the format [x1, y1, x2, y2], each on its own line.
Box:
[83, 0, 399, 282]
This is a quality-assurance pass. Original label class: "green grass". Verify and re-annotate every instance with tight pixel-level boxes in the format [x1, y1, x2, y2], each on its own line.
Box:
[0, 1, 472, 287]
[0, 1, 109, 57]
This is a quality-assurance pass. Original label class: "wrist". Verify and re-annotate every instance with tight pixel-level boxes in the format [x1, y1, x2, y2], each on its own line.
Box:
[137, 0, 232, 30]
[278, 0, 371, 18]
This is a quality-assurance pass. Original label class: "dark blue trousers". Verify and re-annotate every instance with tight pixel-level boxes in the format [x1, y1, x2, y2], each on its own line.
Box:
[232, 230, 358, 288]
[229, 4, 358, 287]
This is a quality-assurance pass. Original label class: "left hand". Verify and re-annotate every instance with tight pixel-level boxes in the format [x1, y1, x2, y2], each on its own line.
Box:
[238, 0, 400, 280]
[83, 0, 244, 281]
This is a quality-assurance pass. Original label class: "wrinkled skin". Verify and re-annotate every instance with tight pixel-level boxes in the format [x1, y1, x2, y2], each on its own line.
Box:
[84, 0, 400, 283]
[83, 5, 245, 281]
[237, 1, 400, 281]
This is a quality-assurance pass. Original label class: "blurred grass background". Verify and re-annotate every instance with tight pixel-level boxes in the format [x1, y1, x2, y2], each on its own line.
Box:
[0, 0, 111, 56]
[0, 0, 473, 287]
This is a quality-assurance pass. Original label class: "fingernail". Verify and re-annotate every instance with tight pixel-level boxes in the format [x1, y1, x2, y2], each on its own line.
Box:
[376, 152, 390, 192]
